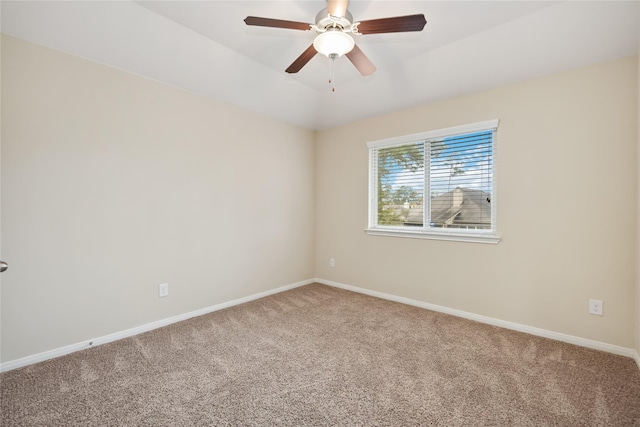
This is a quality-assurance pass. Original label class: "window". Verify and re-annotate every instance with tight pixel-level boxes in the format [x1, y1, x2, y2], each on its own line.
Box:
[367, 120, 500, 244]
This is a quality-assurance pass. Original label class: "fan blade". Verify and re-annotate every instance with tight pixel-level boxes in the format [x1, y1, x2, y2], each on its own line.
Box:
[356, 14, 426, 35]
[244, 16, 311, 31]
[286, 45, 317, 73]
[346, 45, 376, 76]
[327, 0, 349, 18]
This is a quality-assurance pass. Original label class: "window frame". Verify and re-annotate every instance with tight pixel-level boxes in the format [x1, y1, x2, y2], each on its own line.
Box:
[366, 120, 501, 244]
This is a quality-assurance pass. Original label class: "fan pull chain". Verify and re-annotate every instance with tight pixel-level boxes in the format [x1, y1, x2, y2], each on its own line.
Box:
[329, 56, 336, 92]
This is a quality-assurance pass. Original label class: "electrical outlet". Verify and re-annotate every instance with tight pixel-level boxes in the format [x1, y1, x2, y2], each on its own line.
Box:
[159, 283, 169, 298]
[589, 299, 603, 316]
[329, 258, 336, 268]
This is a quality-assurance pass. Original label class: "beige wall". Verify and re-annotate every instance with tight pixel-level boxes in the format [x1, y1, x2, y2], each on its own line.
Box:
[0, 35, 315, 362]
[637, 48, 640, 357]
[316, 56, 639, 348]
[2, 34, 639, 364]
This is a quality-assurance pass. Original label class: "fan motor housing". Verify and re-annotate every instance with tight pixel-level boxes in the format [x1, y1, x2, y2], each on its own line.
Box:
[315, 8, 353, 32]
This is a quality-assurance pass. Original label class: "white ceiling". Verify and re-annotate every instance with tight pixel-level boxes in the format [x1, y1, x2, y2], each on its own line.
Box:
[1, 1, 639, 130]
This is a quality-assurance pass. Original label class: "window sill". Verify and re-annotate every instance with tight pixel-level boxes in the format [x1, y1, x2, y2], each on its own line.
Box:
[364, 228, 501, 244]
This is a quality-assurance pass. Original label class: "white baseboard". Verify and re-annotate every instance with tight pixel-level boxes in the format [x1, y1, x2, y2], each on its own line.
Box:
[315, 278, 640, 364]
[0, 279, 314, 373]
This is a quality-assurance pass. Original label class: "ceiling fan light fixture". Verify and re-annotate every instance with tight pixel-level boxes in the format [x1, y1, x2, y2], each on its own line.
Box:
[313, 30, 355, 58]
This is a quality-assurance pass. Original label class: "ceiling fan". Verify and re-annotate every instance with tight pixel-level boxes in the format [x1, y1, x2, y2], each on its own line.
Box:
[244, 0, 426, 82]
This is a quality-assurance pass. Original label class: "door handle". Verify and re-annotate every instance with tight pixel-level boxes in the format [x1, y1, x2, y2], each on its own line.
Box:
[0, 261, 7, 273]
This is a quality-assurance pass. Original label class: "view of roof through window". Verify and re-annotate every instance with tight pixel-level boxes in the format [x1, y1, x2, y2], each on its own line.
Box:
[377, 131, 493, 230]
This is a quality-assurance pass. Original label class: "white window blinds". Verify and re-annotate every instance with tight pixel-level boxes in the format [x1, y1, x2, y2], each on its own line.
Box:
[367, 120, 499, 242]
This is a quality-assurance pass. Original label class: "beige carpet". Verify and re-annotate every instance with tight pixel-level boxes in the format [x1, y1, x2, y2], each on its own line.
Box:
[2, 283, 640, 426]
